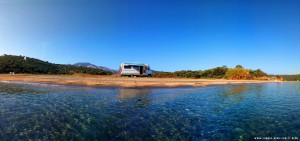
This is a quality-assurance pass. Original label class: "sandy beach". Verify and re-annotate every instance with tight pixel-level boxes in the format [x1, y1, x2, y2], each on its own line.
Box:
[0, 74, 280, 88]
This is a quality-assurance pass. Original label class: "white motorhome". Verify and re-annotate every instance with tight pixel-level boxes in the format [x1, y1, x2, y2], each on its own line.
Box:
[119, 63, 152, 77]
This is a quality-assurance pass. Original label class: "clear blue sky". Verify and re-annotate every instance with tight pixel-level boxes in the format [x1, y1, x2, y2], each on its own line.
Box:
[0, 0, 299, 74]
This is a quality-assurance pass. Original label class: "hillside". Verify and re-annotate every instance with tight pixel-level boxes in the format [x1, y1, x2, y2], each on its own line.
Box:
[73, 62, 117, 74]
[282, 74, 300, 81]
[0, 55, 112, 75]
[269, 74, 300, 81]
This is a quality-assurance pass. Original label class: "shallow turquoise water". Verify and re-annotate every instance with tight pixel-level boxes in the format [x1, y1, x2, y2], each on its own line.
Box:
[0, 82, 299, 140]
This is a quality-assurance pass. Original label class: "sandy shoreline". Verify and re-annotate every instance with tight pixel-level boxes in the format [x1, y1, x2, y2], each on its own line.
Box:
[0, 74, 280, 88]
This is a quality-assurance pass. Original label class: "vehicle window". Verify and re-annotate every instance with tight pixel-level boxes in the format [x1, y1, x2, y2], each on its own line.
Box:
[133, 66, 140, 69]
[124, 66, 131, 69]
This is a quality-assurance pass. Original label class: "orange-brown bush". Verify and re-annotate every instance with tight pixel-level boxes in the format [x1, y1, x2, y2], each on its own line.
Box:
[226, 68, 250, 80]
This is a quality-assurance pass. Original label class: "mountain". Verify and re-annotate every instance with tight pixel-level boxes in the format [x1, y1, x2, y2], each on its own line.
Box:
[73, 62, 117, 74]
[0, 55, 112, 75]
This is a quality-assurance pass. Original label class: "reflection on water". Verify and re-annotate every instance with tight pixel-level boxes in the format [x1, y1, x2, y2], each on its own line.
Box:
[0, 82, 300, 140]
[224, 85, 249, 96]
[118, 88, 152, 108]
[151, 87, 204, 105]
[217, 84, 266, 105]
[221, 85, 249, 105]
[118, 88, 152, 99]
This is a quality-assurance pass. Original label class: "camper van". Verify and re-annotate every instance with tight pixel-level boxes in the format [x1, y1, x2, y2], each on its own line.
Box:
[119, 63, 152, 77]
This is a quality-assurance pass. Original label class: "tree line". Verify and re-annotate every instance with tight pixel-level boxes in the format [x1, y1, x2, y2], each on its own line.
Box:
[0, 55, 112, 75]
[153, 65, 270, 80]
[1, 55, 291, 80]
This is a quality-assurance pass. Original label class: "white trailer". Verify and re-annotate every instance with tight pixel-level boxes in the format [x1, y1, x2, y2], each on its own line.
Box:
[119, 63, 152, 77]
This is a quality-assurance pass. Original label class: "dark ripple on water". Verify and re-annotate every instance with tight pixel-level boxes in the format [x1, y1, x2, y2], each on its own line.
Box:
[0, 82, 300, 140]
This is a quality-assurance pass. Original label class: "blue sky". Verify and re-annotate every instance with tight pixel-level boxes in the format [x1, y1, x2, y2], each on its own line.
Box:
[0, 0, 299, 74]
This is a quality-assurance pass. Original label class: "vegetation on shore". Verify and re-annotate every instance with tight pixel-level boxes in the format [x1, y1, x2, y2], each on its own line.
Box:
[1, 54, 295, 81]
[268, 74, 300, 81]
[153, 65, 283, 81]
[0, 55, 112, 75]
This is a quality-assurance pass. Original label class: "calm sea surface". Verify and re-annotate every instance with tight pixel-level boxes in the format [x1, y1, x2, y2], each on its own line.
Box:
[0, 82, 299, 140]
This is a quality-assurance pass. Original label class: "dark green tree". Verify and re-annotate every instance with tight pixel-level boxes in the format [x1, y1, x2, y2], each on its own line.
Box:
[235, 65, 243, 68]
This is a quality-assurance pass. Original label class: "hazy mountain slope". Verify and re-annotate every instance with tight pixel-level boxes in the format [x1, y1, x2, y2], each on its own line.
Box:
[74, 62, 117, 74]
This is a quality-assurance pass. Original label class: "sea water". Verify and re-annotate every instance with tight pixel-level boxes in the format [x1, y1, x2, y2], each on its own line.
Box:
[0, 82, 299, 140]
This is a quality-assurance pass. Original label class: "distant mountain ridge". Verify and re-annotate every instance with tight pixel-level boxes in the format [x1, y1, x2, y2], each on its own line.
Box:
[73, 62, 117, 74]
